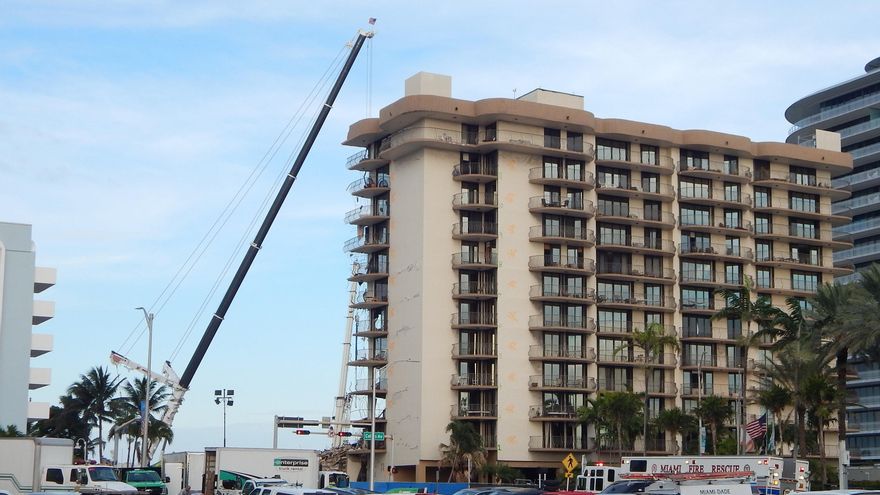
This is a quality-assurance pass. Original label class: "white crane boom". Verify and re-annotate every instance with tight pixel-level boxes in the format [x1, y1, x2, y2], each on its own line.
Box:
[110, 350, 187, 459]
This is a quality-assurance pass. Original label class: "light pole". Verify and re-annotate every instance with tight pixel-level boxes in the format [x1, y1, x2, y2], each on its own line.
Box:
[214, 389, 234, 447]
[135, 307, 153, 467]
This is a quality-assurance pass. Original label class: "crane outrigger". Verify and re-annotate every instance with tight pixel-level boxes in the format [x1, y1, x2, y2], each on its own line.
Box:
[110, 25, 375, 461]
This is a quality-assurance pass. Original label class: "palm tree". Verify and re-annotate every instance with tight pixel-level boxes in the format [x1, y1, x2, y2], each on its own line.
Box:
[29, 397, 91, 445]
[756, 383, 791, 454]
[803, 372, 837, 486]
[712, 275, 775, 448]
[614, 323, 679, 454]
[695, 395, 732, 455]
[0, 424, 25, 437]
[655, 407, 694, 454]
[67, 366, 123, 461]
[114, 377, 171, 463]
[439, 421, 485, 482]
[579, 391, 643, 461]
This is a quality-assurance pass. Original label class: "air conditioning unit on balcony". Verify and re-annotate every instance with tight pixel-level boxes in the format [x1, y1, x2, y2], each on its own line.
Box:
[530, 378, 540, 388]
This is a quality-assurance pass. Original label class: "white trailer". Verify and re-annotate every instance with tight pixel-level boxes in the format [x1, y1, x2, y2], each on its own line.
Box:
[203, 448, 347, 495]
[0, 437, 74, 495]
[162, 452, 205, 493]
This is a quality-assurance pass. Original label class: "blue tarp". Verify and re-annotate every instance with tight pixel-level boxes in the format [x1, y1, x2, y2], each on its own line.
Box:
[350, 481, 469, 495]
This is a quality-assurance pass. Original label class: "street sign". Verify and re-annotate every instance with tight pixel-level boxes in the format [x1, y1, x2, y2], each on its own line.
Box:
[564, 472, 574, 479]
[363, 431, 385, 441]
[562, 453, 578, 473]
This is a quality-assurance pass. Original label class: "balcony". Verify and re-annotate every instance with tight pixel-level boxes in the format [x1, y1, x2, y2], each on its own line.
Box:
[528, 435, 592, 452]
[755, 254, 844, 275]
[451, 373, 497, 389]
[596, 294, 677, 312]
[679, 326, 739, 342]
[528, 225, 596, 247]
[453, 161, 498, 183]
[753, 171, 850, 201]
[529, 284, 596, 304]
[348, 260, 389, 282]
[594, 153, 676, 175]
[834, 242, 880, 265]
[755, 277, 820, 295]
[596, 263, 676, 284]
[833, 166, 880, 192]
[353, 318, 387, 337]
[836, 216, 880, 241]
[528, 345, 596, 363]
[452, 221, 498, 241]
[30, 333, 53, 357]
[528, 314, 596, 333]
[834, 191, 880, 216]
[753, 223, 849, 249]
[678, 160, 752, 182]
[596, 350, 677, 367]
[597, 322, 676, 336]
[753, 203, 849, 225]
[27, 402, 50, 421]
[680, 383, 716, 396]
[789, 90, 880, 134]
[679, 219, 752, 237]
[349, 348, 388, 366]
[451, 312, 497, 329]
[453, 191, 498, 212]
[528, 255, 596, 275]
[596, 182, 676, 202]
[596, 206, 676, 229]
[33, 266, 56, 293]
[528, 167, 596, 190]
[344, 204, 389, 226]
[596, 236, 675, 257]
[679, 243, 753, 262]
[451, 342, 497, 359]
[642, 380, 678, 396]
[347, 176, 389, 198]
[344, 233, 389, 254]
[452, 282, 498, 300]
[528, 196, 596, 218]
[678, 296, 720, 314]
[378, 126, 478, 159]
[597, 378, 633, 392]
[679, 271, 744, 288]
[32, 300, 55, 325]
[480, 129, 595, 160]
[346, 149, 388, 172]
[450, 403, 497, 419]
[350, 290, 388, 309]
[529, 375, 597, 391]
[529, 404, 580, 421]
[350, 378, 387, 396]
[29, 367, 51, 390]
[451, 252, 498, 270]
[678, 189, 752, 209]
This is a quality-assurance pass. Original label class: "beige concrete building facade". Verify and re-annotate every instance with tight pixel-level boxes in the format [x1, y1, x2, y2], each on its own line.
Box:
[341, 73, 853, 481]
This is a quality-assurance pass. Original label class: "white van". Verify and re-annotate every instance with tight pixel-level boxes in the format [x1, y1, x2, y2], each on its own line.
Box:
[42, 465, 138, 495]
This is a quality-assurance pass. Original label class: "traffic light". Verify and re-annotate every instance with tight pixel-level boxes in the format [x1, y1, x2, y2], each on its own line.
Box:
[294, 429, 310, 435]
[336, 431, 353, 437]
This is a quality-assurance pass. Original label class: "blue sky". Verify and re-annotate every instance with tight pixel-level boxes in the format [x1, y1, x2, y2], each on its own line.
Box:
[2, 1, 879, 455]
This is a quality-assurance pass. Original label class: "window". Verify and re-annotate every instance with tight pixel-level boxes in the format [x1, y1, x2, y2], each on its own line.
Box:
[790, 219, 818, 239]
[756, 241, 772, 262]
[679, 178, 710, 199]
[544, 128, 561, 149]
[756, 268, 772, 288]
[684, 344, 714, 367]
[644, 201, 661, 221]
[791, 244, 821, 265]
[566, 131, 584, 152]
[754, 159, 771, 180]
[598, 167, 630, 188]
[754, 187, 770, 208]
[645, 312, 662, 326]
[792, 271, 820, 292]
[790, 166, 817, 186]
[543, 215, 562, 237]
[727, 318, 742, 339]
[680, 205, 711, 226]
[681, 288, 712, 309]
[725, 263, 742, 285]
[461, 124, 478, 145]
[790, 192, 819, 213]
[644, 256, 662, 278]
[544, 304, 562, 326]
[596, 138, 628, 161]
[680, 149, 709, 170]
[723, 155, 739, 175]
[567, 190, 584, 209]
[598, 197, 629, 216]
[640, 144, 658, 165]
[726, 346, 743, 368]
[724, 182, 740, 202]
[599, 224, 630, 245]
[681, 261, 712, 282]
[543, 186, 562, 206]
[644, 284, 662, 306]
[645, 228, 662, 249]
[597, 282, 632, 302]
[543, 156, 561, 178]
[566, 159, 585, 181]
[725, 237, 741, 257]
[642, 173, 660, 193]
[567, 305, 585, 327]
[728, 373, 743, 395]
[598, 309, 630, 333]
[754, 213, 771, 234]
[681, 232, 711, 253]
[723, 209, 741, 228]
[484, 122, 497, 141]
[683, 315, 711, 337]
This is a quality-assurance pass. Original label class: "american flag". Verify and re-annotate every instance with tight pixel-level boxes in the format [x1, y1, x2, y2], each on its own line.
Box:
[746, 413, 767, 440]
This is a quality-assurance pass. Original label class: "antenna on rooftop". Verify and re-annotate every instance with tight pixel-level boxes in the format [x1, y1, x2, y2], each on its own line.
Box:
[513, 88, 517, 99]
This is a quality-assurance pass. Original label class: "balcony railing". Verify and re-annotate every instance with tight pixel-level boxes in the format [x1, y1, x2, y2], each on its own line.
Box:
[753, 171, 836, 190]
[755, 277, 820, 293]
[453, 191, 498, 208]
[597, 378, 633, 392]
[352, 348, 388, 362]
[453, 161, 498, 179]
[451, 312, 497, 326]
[344, 204, 389, 224]
[529, 255, 596, 272]
[680, 383, 714, 395]
[596, 263, 675, 280]
[529, 225, 596, 243]
[834, 191, 880, 214]
[680, 244, 753, 259]
[379, 126, 477, 151]
[597, 321, 675, 335]
[453, 282, 497, 297]
[452, 222, 498, 237]
[482, 129, 594, 155]
[451, 342, 497, 357]
[451, 403, 497, 417]
[528, 167, 596, 186]
[597, 182, 676, 196]
[528, 345, 596, 360]
[596, 206, 675, 224]
[851, 141, 880, 161]
[595, 153, 676, 170]
[753, 223, 835, 241]
[643, 380, 678, 395]
[835, 216, 880, 236]
[597, 351, 677, 365]
[681, 354, 718, 367]
[529, 404, 579, 418]
[347, 176, 389, 195]
[529, 375, 596, 390]
[451, 373, 497, 387]
[528, 196, 596, 215]
[678, 189, 752, 207]
[597, 236, 674, 251]
[789, 90, 880, 134]
[678, 160, 752, 179]
[353, 290, 388, 305]
[350, 260, 389, 277]
[596, 294, 677, 309]
[344, 233, 389, 253]
[353, 378, 387, 392]
[679, 297, 716, 310]
[353, 318, 387, 334]
[528, 314, 596, 331]
[451, 252, 498, 267]
[528, 435, 591, 450]
[680, 219, 752, 232]
[529, 284, 596, 301]
[346, 149, 370, 168]
[833, 165, 880, 189]
[755, 254, 823, 267]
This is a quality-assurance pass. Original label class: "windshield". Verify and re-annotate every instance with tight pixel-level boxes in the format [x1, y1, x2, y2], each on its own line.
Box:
[129, 471, 162, 482]
[600, 481, 652, 494]
[328, 474, 349, 488]
[89, 467, 119, 482]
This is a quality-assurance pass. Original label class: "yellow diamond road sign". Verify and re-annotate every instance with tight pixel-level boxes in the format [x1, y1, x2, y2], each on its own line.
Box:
[562, 453, 578, 472]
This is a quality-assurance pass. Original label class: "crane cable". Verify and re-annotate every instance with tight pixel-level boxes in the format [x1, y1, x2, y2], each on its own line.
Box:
[117, 37, 353, 359]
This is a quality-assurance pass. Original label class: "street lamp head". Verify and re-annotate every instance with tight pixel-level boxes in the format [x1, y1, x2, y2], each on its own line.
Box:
[215, 398, 221, 405]
[227, 390, 235, 396]
[215, 390, 222, 396]
[227, 400, 234, 406]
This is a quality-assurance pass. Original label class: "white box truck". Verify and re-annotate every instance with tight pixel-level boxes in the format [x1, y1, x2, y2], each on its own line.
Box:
[163, 452, 206, 494]
[202, 448, 347, 495]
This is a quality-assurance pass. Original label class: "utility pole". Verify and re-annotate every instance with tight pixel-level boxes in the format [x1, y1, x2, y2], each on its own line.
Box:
[135, 307, 153, 467]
